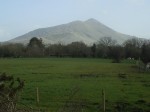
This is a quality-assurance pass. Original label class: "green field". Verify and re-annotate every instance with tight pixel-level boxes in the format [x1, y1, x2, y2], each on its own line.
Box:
[0, 58, 150, 111]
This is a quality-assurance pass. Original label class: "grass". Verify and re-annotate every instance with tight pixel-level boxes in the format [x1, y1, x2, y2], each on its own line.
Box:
[0, 58, 149, 111]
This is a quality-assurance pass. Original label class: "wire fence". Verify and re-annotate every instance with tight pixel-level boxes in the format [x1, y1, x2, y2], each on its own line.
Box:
[1, 86, 149, 112]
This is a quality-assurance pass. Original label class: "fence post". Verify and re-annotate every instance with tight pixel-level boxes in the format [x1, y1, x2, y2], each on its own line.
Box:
[102, 89, 105, 112]
[36, 87, 39, 106]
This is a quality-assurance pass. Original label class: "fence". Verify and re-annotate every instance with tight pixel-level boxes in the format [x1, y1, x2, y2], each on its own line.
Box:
[2, 87, 145, 112]
[0, 87, 106, 112]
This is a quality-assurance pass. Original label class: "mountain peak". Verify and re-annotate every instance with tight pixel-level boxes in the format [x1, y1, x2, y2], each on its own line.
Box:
[85, 18, 100, 23]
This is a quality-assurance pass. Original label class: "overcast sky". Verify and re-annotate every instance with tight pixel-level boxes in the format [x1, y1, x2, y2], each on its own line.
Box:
[0, 0, 150, 42]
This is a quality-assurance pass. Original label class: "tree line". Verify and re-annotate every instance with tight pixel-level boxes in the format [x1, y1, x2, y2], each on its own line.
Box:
[0, 37, 150, 64]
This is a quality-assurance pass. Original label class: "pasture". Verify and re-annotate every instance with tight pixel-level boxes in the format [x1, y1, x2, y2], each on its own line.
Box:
[0, 58, 149, 111]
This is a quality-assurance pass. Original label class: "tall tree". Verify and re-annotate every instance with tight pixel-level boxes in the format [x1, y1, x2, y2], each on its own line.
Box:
[109, 45, 124, 63]
[91, 43, 96, 57]
[67, 42, 89, 57]
[123, 38, 144, 59]
[97, 37, 117, 58]
[27, 37, 45, 57]
[141, 43, 150, 65]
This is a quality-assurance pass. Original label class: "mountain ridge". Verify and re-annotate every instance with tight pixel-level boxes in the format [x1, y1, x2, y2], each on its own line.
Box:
[7, 18, 133, 45]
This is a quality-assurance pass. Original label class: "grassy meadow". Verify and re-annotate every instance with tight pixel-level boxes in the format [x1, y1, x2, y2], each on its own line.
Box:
[0, 58, 150, 111]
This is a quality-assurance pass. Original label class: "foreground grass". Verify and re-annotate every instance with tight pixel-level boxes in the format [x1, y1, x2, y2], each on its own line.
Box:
[0, 58, 149, 111]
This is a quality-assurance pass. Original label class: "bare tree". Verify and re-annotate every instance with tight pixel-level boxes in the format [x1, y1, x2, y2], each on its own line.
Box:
[96, 37, 117, 58]
[123, 38, 145, 59]
[98, 37, 117, 47]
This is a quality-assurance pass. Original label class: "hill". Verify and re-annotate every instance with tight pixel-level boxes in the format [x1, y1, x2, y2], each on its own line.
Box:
[7, 19, 133, 45]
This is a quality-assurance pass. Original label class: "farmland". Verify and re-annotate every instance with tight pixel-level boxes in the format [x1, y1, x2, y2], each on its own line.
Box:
[0, 58, 150, 111]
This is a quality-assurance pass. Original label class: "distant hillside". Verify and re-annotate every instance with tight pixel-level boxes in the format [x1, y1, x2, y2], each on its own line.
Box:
[7, 18, 133, 45]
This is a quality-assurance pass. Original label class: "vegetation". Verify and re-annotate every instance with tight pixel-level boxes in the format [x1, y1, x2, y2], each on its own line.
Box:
[27, 37, 45, 57]
[0, 73, 24, 112]
[1, 37, 150, 64]
[0, 58, 149, 111]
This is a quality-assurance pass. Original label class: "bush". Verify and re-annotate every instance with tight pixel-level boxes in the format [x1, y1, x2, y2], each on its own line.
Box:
[0, 73, 24, 112]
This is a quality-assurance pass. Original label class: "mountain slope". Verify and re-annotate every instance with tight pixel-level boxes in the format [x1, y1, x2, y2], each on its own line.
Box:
[7, 19, 132, 45]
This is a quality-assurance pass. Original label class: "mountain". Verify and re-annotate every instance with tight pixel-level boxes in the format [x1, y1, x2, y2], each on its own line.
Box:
[7, 18, 133, 45]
